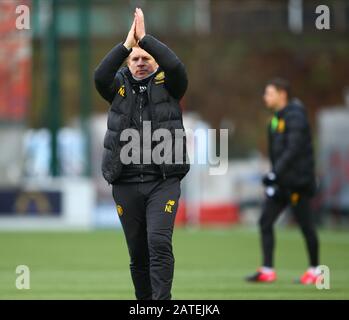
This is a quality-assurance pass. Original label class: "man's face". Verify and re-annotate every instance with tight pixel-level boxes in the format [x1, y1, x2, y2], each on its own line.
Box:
[263, 85, 287, 110]
[127, 47, 158, 79]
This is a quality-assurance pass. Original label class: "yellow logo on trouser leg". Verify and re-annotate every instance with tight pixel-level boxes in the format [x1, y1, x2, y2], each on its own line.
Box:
[290, 192, 300, 206]
[116, 204, 123, 216]
[164, 200, 175, 213]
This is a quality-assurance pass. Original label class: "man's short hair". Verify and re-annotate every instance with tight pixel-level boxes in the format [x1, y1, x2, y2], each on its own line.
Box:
[126, 43, 140, 63]
[266, 77, 291, 98]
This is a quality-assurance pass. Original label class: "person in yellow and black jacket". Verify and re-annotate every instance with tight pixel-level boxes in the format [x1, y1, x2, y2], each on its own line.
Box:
[246, 78, 320, 285]
[94, 8, 189, 300]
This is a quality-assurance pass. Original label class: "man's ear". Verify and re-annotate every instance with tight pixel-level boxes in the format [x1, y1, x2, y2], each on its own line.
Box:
[281, 91, 288, 102]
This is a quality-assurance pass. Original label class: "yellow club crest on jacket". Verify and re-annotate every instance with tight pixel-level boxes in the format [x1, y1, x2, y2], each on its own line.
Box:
[154, 71, 165, 84]
[277, 118, 286, 133]
[116, 204, 124, 216]
[155, 71, 165, 81]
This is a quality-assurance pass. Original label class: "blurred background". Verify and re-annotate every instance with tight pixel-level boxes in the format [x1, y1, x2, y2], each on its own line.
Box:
[1, 0, 349, 231]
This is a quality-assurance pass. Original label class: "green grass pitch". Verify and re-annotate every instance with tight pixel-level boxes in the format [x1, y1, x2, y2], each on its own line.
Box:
[0, 226, 348, 299]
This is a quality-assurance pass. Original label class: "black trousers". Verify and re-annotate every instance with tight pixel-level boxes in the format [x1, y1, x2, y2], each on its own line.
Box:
[112, 177, 181, 300]
[259, 189, 319, 268]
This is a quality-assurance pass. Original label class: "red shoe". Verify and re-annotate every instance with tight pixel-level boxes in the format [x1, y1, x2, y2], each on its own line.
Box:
[299, 269, 320, 285]
[245, 268, 277, 283]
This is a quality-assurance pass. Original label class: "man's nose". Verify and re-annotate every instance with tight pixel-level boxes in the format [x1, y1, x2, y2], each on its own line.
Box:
[136, 59, 145, 67]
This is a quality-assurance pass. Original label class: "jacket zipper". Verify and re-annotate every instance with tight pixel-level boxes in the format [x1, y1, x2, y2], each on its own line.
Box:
[146, 76, 167, 180]
[139, 95, 144, 181]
